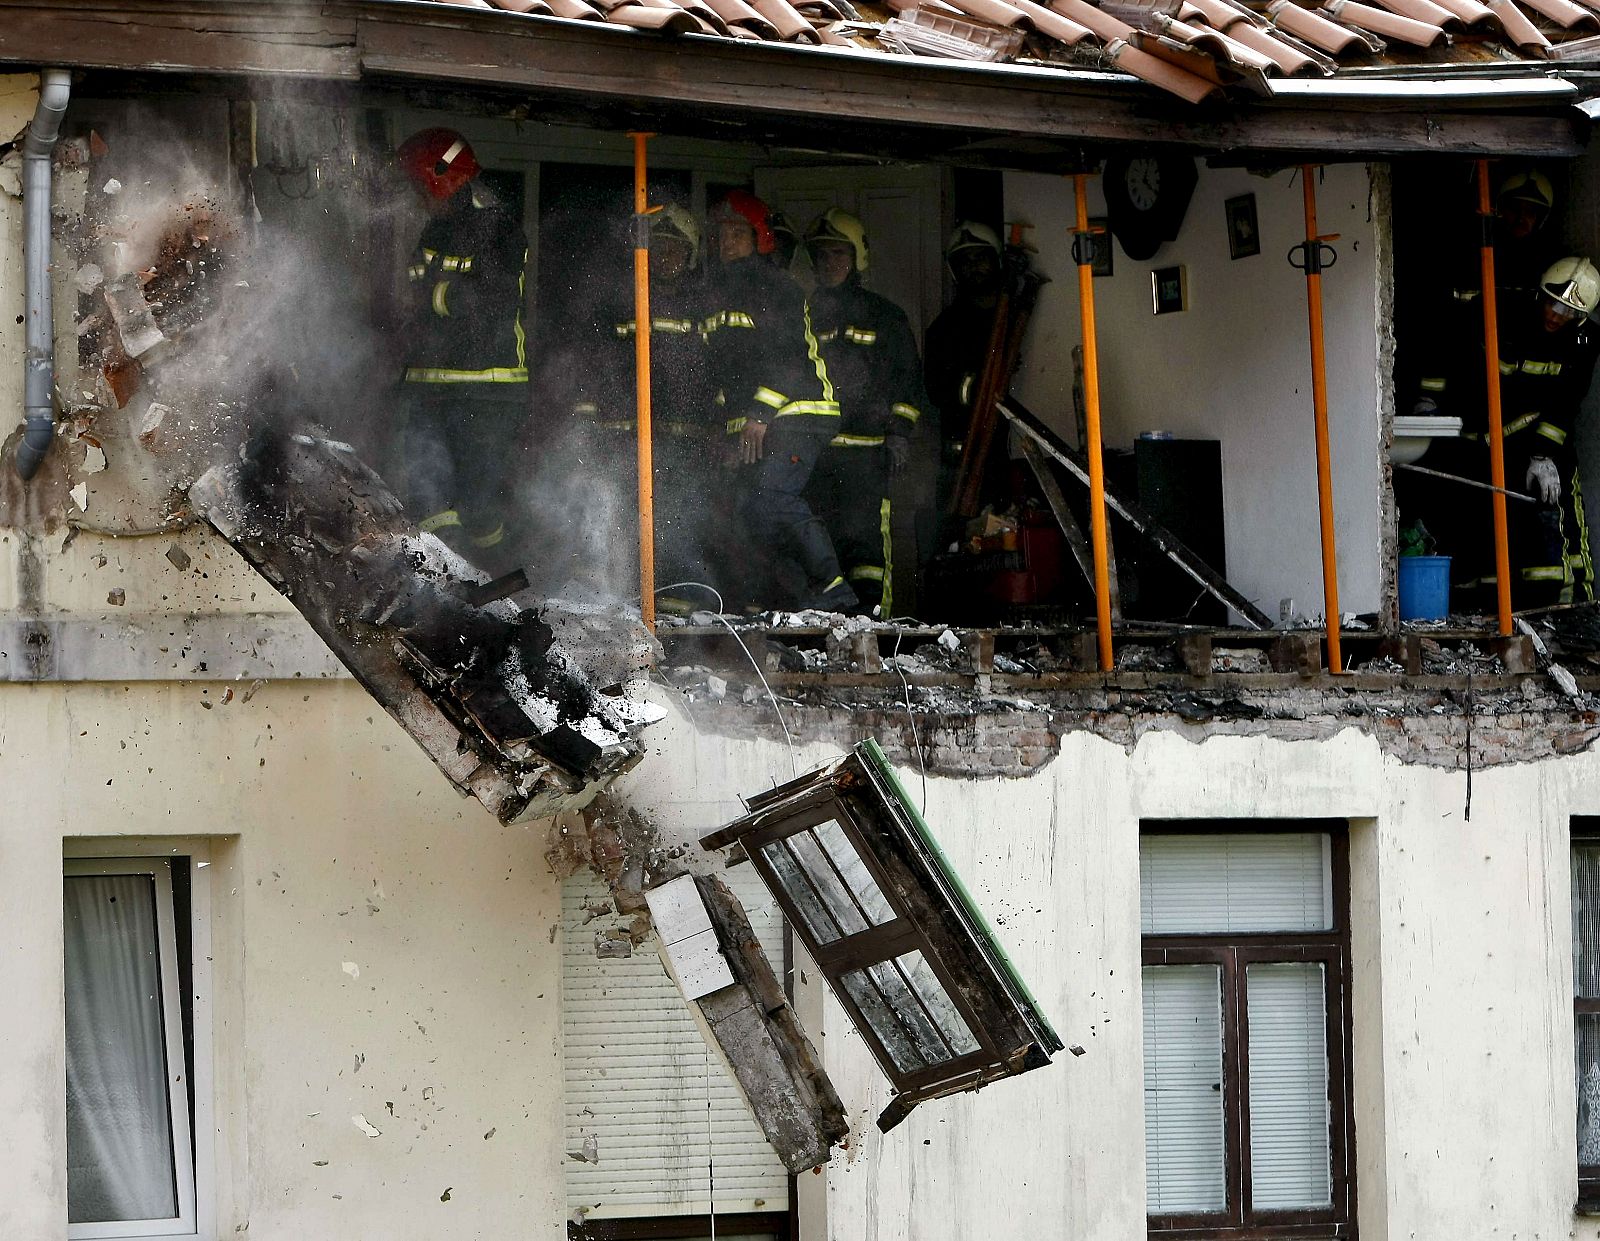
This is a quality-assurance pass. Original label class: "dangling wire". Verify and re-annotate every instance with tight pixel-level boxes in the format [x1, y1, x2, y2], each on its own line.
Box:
[890, 629, 928, 815]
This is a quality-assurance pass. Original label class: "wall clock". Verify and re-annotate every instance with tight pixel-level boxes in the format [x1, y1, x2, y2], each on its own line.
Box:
[1103, 154, 1198, 262]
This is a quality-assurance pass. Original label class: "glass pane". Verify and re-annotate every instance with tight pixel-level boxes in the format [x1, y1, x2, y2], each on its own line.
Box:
[64, 874, 179, 1225]
[841, 966, 924, 1073]
[761, 839, 842, 944]
[1246, 962, 1332, 1211]
[814, 817, 895, 925]
[1579, 1014, 1600, 1167]
[898, 950, 981, 1057]
[1141, 833, 1332, 935]
[1574, 844, 1600, 998]
[867, 957, 952, 1065]
[1143, 964, 1226, 1215]
[788, 830, 869, 938]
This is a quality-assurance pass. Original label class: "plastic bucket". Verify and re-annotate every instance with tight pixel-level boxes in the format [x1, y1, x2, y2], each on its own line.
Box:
[1398, 555, 1451, 622]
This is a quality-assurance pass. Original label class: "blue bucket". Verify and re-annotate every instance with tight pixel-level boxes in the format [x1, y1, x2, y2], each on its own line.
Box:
[1398, 555, 1451, 622]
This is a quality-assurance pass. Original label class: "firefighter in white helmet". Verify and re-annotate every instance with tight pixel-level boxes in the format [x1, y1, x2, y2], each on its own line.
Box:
[1449, 255, 1600, 607]
[801, 208, 928, 617]
[570, 204, 717, 601]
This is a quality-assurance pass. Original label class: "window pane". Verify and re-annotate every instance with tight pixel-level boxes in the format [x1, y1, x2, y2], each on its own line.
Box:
[814, 818, 895, 926]
[788, 830, 869, 938]
[840, 966, 924, 1073]
[898, 951, 982, 1057]
[1579, 1014, 1600, 1167]
[64, 875, 179, 1225]
[760, 839, 843, 944]
[1573, 844, 1600, 997]
[1246, 962, 1332, 1211]
[1141, 833, 1332, 934]
[1143, 964, 1226, 1214]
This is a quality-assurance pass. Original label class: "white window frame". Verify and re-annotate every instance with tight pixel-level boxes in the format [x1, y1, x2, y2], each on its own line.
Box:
[64, 848, 214, 1241]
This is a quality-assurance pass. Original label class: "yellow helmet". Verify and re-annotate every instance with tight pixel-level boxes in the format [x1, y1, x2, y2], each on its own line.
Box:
[1499, 169, 1554, 214]
[652, 203, 702, 267]
[805, 208, 869, 273]
[1541, 257, 1600, 321]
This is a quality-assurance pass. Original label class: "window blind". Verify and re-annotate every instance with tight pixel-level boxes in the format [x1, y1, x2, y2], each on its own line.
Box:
[563, 869, 790, 1219]
[1246, 962, 1332, 1210]
[1140, 833, 1332, 935]
[1143, 964, 1227, 1214]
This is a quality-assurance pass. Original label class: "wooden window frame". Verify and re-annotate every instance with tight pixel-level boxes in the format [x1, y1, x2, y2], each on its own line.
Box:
[703, 740, 1061, 1133]
[1141, 821, 1356, 1241]
[1572, 820, 1600, 1207]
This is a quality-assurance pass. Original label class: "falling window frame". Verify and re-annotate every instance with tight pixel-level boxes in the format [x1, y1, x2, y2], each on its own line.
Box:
[702, 738, 1062, 1133]
[1140, 821, 1356, 1241]
[64, 848, 215, 1241]
[1572, 819, 1600, 1207]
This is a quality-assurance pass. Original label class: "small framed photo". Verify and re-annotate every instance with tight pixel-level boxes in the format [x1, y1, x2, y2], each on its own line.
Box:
[1087, 216, 1114, 278]
[1225, 192, 1260, 260]
[1151, 264, 1187, 315]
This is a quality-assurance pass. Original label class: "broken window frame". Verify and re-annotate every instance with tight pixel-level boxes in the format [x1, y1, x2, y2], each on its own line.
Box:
[1140, 822, 1355, 1241]
[702, 739, 1062, 1132]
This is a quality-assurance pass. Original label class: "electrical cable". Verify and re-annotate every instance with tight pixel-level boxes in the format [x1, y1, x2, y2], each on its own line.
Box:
[654, 582, 798, 778]
[890, 629, 928, 815]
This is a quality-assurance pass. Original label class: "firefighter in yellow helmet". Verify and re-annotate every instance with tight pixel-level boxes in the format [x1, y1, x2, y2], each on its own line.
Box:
[570, 205, 717, 600]
[1446, 256, 1600, 607]
[801, 208, 928, 617]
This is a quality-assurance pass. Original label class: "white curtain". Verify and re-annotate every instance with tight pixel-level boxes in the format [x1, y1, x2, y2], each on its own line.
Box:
[64, 875, 178, 1224]
[1572, 844, 1600, 1163]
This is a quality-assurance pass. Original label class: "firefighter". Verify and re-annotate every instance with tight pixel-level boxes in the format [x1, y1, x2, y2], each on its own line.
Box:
[395, 128, 529, 567]
[1447, 256, 1600, 608]
[801, 208, 925, 617]
[571, 204, 716, 601]
[924, 221, 1008, 532]
[704, 191, 854, 612]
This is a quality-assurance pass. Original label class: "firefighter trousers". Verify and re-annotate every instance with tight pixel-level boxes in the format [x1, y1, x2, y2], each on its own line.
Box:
[1509, 460, 1593, 609]
[738, 422, 847, 606]
[807, 443, 893, 615]
[399, 387, 528, 564]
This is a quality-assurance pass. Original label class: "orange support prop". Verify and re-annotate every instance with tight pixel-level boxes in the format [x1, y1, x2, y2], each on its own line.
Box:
[631, 132, 657, 632]
[1299, 165, 1343, 674]
[1477, 159, 1514, 637]
[1073, 173, 1114, 672]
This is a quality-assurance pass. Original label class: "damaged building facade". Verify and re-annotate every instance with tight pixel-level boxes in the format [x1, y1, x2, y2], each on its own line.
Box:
[9, 2, 1600, 1239]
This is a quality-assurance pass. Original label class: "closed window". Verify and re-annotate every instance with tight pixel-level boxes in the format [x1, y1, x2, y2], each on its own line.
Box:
[1572, 823, 1600, 1203]
[1141, 824, 1354, 1239]
[65, 855, 209, 1240]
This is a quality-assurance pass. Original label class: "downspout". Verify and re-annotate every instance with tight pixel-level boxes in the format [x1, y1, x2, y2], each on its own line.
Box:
[16, 69, 71, 481]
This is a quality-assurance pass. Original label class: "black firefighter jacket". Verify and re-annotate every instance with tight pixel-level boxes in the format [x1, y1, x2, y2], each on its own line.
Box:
[807, 275, 926, 447]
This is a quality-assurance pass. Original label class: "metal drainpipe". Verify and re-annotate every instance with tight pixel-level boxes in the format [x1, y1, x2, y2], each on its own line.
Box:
[16, 69, 72, 481]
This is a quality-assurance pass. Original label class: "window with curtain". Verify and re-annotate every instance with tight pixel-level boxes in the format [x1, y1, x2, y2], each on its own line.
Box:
[64, 858, 197, 1240]
[1140, 824, 1354, 1240]
[1571, 824, 1600, 1204]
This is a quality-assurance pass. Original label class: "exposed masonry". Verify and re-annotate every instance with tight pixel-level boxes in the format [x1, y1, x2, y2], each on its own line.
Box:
[657, 621, 1600, 773]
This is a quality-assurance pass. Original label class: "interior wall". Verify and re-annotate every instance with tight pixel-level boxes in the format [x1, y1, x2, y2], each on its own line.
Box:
[1006, 163, 1386, 621]
[0, 680, 566, 1241]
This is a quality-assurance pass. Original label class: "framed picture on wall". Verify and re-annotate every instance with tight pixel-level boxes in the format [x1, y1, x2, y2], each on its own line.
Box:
[1151, 265, 1187, 315]
[1225, 193, 1260, 260]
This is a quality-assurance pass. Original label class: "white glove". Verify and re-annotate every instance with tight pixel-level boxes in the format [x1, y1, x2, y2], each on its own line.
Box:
[1527, 455, 1561, 505]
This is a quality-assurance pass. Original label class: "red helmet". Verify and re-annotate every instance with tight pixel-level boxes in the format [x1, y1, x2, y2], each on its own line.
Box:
[709, 190, 776, 255]
[396, 128, 480, 203]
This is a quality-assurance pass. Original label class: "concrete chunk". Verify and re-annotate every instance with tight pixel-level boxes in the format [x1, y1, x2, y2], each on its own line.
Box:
[102, 273, 168, 361]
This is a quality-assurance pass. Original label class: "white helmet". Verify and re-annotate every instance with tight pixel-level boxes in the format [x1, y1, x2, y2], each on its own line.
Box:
[1541, 256, 1600, 322]
[652, 203, 702, 267]
[806, 208, 869, 273]
[945, 220, 1002, 261]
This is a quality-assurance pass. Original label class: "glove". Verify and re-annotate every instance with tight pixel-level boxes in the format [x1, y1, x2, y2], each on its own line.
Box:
[1527, 455, 1561, 505]
[887, 436, 911, 479]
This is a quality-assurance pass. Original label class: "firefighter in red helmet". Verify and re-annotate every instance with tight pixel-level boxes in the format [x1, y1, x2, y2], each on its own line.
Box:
[704, 191, 855, 612]
[394, 127, 530, 567]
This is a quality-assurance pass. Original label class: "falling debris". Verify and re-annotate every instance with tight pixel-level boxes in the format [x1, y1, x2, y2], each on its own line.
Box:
[81, 441, 107, 474]
[102, 272, 169, 360]
[137, 401, 172, 451]
[106, 588, 125, 607]
[69, 483, 88, 512]
[341, 961, 360, 979]
[190, 429, 663, 823]
[351, 1114, 381, 1138]
[439, 1188, 452, 1203]
[101, 177, 122, 195]
[165, 544, 191, 571]
[566, 1134, 599, 1163]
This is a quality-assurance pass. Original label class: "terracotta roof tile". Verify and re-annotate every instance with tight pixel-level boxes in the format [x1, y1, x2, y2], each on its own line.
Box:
[408, 0, 1591, 106]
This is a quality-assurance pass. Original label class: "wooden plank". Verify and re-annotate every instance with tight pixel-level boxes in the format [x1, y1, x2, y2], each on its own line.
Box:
[0, 0, 1584, 159]
[1021, 435, 1124, 623]
[999, 397, 1275, 629]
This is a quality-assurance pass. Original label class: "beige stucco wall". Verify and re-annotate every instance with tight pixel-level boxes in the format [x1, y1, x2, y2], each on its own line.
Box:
[613, 705, 1598, 1241]
[0, 678, 566, 1241]
[1, 74, 37, 442]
